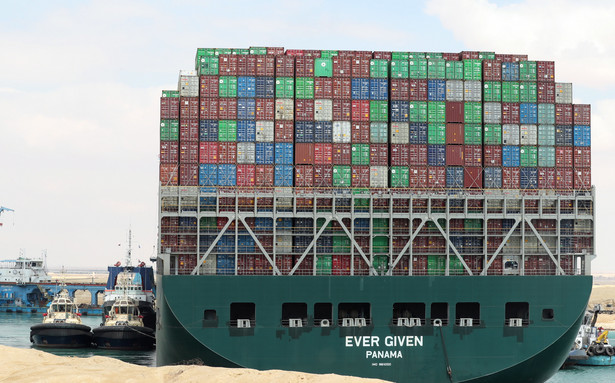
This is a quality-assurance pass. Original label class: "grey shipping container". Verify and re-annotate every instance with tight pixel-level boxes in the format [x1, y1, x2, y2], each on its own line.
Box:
[484, 102, 502, 124]
[391, 122, 410, 144]
[446, 80, 464, 101]
[179, 70, 199, 97]
[502, 124, 520, 145]
[555, 83, 573, 104]
[464, 80, 482, 102]
[237, 142, 256, 164]
[256, 121, 274, 142]
[538, 125, 555, 146]
[370, 166, 388, 187]
[333, 121, 351, 143]
[315, 99, 333, 121]
[275, 99, 294, 120]
[520, 124, 537, 145]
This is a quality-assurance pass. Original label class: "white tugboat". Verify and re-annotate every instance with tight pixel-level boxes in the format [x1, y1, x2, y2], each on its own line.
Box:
[92, 296, 155, 350]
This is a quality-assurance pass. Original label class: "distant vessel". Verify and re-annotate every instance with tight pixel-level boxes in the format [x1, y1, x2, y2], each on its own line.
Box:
[29, 288, 92, 348]
[0, 255, 52, 285]
[92, 296, 155, 350]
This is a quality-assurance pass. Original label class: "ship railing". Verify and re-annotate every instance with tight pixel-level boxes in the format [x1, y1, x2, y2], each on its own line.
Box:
[396, 317, 425, 327]
[504, 318, 530, 327]
[454, 318, 482, 327]
[281, 318, 308, 328]
[230, 319, 255, 328]
[338, 317, 371, 327]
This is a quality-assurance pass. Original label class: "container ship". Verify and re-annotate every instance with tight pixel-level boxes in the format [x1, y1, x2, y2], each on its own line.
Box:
[155, 47, 594, 383]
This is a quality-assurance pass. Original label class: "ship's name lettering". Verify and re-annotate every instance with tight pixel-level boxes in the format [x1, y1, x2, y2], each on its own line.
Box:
[344, 336, 424, 347]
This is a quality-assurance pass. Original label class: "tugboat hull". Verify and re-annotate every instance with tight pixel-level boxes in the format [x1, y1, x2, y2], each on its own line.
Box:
[30, 323, 92, 348]
[93, 326, 155, 350]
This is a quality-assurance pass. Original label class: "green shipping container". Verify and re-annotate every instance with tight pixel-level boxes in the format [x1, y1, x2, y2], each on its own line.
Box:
[232, 48, 250, 55]
[200, 217, 217, 231]
[502, 82, 520, 103]
[160, 120, 179, 141]
[215, 48, 232, 55]
[317, 218, 333, 232]
[519, 82, 537, 103]
[351, 144, 370, 165]
[409, 101, 428, 122]
[373, 254, 389, 272]
[276, 77, 295, 99]
[464, 102, 482, 124]
[519, 61, 537, 81]
[373, 218, 389, 234]
[428, 123, 446, 144]
[483, 81, 502, 102]
[249, 47, 267, 55]
[479, 52, 496, 60]
[198, 56, 219, 76]
[370, 122, 388, 143]
[538, 146, 555, 167]
[218, 120, 237, 141]
[463, 59, 482, 80]
[370, 101, 388, 121]
[409, 58, 428, 79]
[428, 255, 446, 276]
[449, 256, 464, 275]
[373, 237, 389, 254]
[520, 146, 538, 167]
[408, 52, 426, 59]
[295, 77, 315, 99]
[428, 102, 446, 123]
[390, 60, 409, 78]
[333, 236, 351, 253]
[538, 125, 555, 146]
[391, 166, 409, 187]
[464, 125, 482, 145]
[316, 255, 332, 275]
[464, 219, 483, 232]
[219, 76, 238, 98]
[538, 104, 555, 124]
[483, 124, 502, 145]
[427, 59, 446, 79]
[425, 52, 443, 59]
[333, 165, 351, 187]
[162, 90, 180, 98]
[315, 58, 333, 77]
[391, 51, 410, 60]
[321, 50, 338, 59]
[445, 61, 464, 80]
[370, 59, 389, 78]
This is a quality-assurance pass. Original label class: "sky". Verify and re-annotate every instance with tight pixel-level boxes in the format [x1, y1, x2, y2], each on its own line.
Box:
[0, 0, 614, 272]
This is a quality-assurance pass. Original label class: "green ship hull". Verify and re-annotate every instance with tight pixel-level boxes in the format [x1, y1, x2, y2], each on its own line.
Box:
[156, 275, 591, 382]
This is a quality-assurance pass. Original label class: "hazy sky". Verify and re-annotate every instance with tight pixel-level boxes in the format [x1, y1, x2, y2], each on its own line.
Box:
[1, 0, 614, 272]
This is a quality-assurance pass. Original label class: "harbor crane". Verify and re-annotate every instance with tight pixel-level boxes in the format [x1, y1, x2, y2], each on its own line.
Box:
[0, 206, 14, 226]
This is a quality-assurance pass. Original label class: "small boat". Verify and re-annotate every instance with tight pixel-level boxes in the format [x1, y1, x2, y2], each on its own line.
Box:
[565, 304, 615, 367]
[29, 289, 92, 348]
[92, 296, 155, 350]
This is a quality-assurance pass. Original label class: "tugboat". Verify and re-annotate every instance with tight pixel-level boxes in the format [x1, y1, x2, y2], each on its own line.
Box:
[565, 305, 615, 367]
[30, 288, 92, 348]
[92, 296, 155, 350]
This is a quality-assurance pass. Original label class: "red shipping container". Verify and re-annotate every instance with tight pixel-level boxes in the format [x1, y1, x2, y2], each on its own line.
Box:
[463, 255, 483, 274]
[295, 99, 315, 121]
[391, 144, 410, 166]
[315, 78, 333, 98]
[255, 165, 274, 186]
[199, 142, 218, 163]
[373, 51, 392, 60]
[354, 50, 373, 59]
[556, 168, 573, 189]
[484, 145, 502, 166]
[275, 56, 295, 77]
[314, 143, 333, 164]
[574, 147, 591, 168]
[483, 60, 502, 81]
[502, 103, 520, 124]
[502, 167, 520, 189]
[160, 97, 179, 119]
[449, 219, 464, 233]
[217, 216, 235, 230]
[409, 144, 428, 165]
[464, 145, 482, 167]
[464, 167, 482, 188]
[390, 79, 409, 100]
[412, 255, 428, 274]
[370, 144, 389, 166]
[351, 122, 370, 143]
[218, 142, 237, 164]
[199, 75, 219, 98]
[218, 98, 238, 120]
[333, 56, 352, 77]
[461, 51, 480, 59]
[410, 166, 429, 188]
[237, 55, 256, 76]
[295, 165, 314, 187]
[446, 145, 464, 166]
[256, 99, 275, 120]
[333, 99, 351, 120]
[219, 54, 238, 76]
[200, 98, 219, 120]
[538, 167, 555, 189]
[333, 78, 351, 99]
[267, 47, 285, 55]
[427, 166, 446, 188]
[574, 168, 591, 189]
[351, 100, 370, 122]
[255, 55, 275, 77]
[512, 54, 529, 62]
[537, 61, 555, 82]
[304, 49, 322, 58]
[180, 119, 199, 142]
[314, 165, 333, 187]
[442, 52, 460, 61]
[555, 104, 573, 125]
[180, 97, 199, 120]
[179, 163, 198, 186]
[296, 56, 315, 77]
[332, 255, 351, 276]
[337, 50, 354, 57]
[351, 58, 370, 78]
[446, 102, 464, 123]
[351, 166, 370, 187]
[537, 82, 555, 103]
[180, 142, 199, 163]
[573, 104, 591, 125]
[555, 147, 573, 167]
[286, 49, 303, 56]
[333, 143, 351, 164]
[237, 164, 256, 186]
[295, 143, 314, 164]
[446, 123, 464, 144]
[487, 219, 503, 234]
[160, 164, 178, 185]
[274, 121, 294, 142]
[409, 79, 428, 101]
[160, 141, 179, 164]
[575, 237, 593, 254]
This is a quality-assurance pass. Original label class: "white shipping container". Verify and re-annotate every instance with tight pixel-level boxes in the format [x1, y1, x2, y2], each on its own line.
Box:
[464, 80, 482, 102]
[520, 124, 538, 145]
[179, 70, 199, 97]
[236, 142, 256, 164]
[276, 235, 293, 253]
[370, 166, 388, 188]
[333, 121, 351, 143]
[555, 83, 573, 104]
[275, 99, 294, 120]
[446, 80, 464, 102]
[484, 102, 502, 124]
[200, 255, 217, 275]
[255, 121, 274, 142]
[502, 124, 520, 145]
[390, 122, 410, 144]
[314, 99, 333, 121]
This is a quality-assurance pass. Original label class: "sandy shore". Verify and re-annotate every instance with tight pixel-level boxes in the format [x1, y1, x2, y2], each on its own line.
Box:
[588, 284, 615, 329]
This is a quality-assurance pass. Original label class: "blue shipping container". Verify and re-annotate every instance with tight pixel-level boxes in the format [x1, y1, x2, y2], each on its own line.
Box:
[427, 144, 446, 166]
[484, 167, 502, 188]
[217, 164, 237, 186]
[275, 165, 293, 186]
[317, 236, 333, 253]
[237, 235, 255, 253]
[199, 120, 218, 141]
[217, 235, 235, 254]
[275, 143, 294, 165]
[446, 167, 464, 188]
[390, 101, 409, 122]
[428, 80, 446, 101]
[370, 78, 388, 100]
[520, 103, 538, 124]
[351, 78, 370, 100]
[314, 121, 333, 142]
[520, 167, 538, 189]
[294, 218, 314, 233]
[276, 217, 293, 230]
[555, 125, 573, 146]
[295, 121, 315, 143]
[237, 120, 256, 141]
[216, 254, 235, 275]
[255, 142, 274, 164]
[237, 98, 256, 120]
[409, 122, 428, 144]
[199, 164, 218, 186]
[255, 76, 274, 98]
[293, 236, 312, 253]
[573, 125, 591, 147]
[199, 235, 216, 252]
[502, 146, 520, 167]
[502, 62, 520, 81]
[354, 218, 370, 233]
[450, 236, 463, 251]
[254, 217, 273, 231]
[238, 76, 256, 98]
